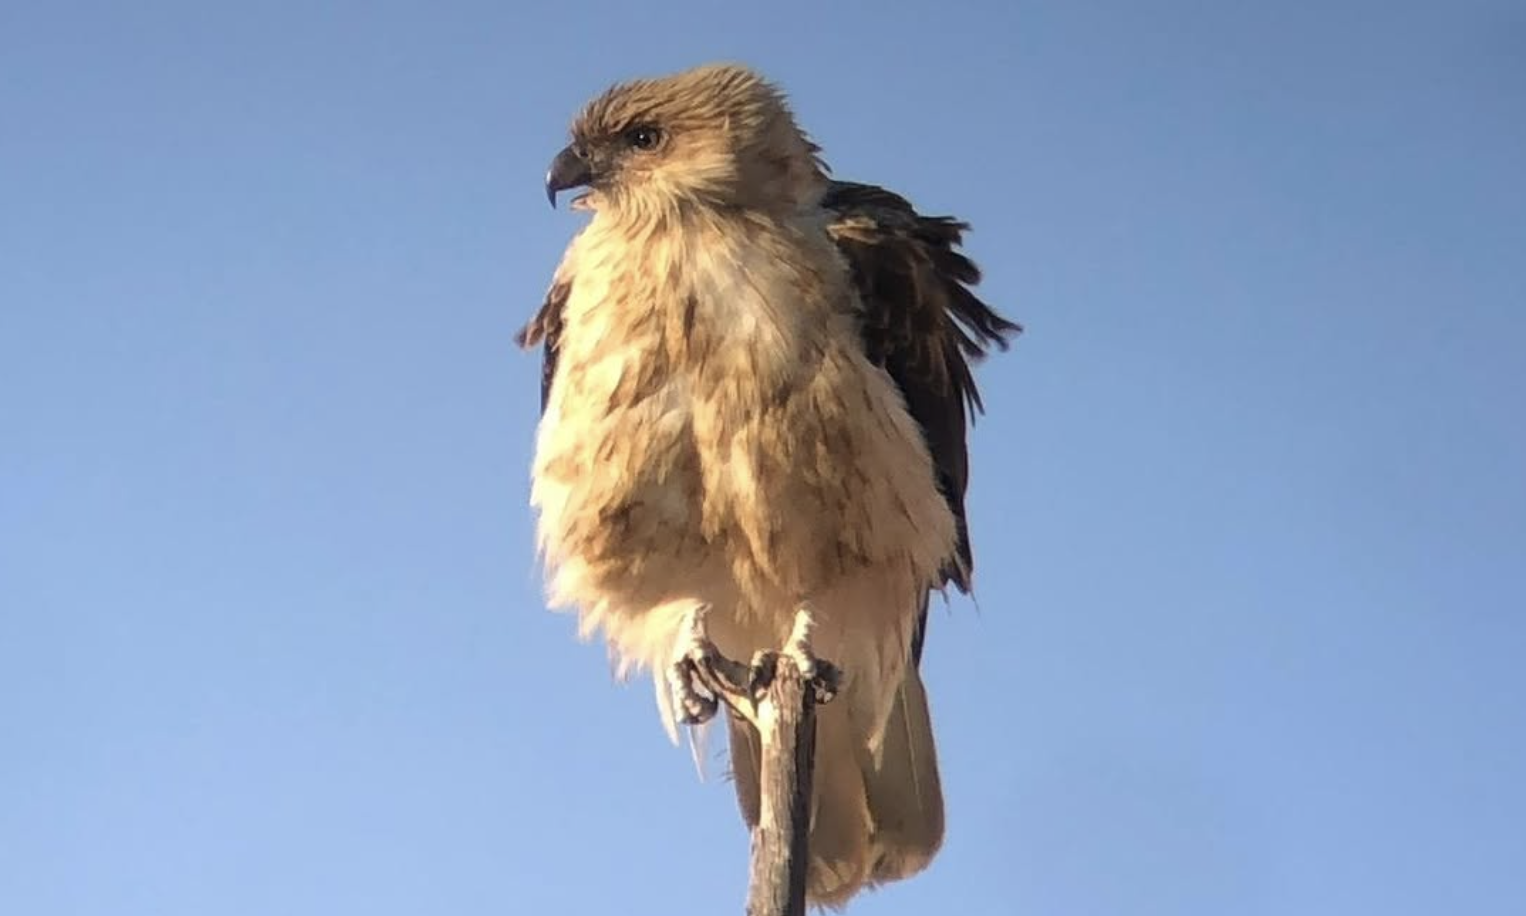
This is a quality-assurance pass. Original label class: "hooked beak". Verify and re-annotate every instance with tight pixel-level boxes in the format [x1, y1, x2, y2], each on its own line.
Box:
[545, 145, 593, 208]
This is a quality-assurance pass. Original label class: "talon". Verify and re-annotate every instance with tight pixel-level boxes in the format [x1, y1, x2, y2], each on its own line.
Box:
[810, 660, 841, 704]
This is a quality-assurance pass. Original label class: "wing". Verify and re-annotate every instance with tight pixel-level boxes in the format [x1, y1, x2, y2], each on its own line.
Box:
[822, 180, 1020, 661]
[516, 272, 572, 414]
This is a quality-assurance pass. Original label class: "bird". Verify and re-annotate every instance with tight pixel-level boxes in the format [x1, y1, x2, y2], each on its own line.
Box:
[518, 62, 1018, 908]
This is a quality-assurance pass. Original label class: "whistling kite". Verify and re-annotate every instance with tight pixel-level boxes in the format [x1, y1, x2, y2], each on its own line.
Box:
[519, 63, 1018, 907]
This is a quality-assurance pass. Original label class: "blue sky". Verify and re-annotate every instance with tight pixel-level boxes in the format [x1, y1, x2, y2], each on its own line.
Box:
[3, 2, 1523, 914]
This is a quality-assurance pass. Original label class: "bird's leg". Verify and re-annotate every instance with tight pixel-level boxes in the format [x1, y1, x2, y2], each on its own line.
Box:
[669, 603, 751, 727]
[779, 603, 840, 705]
[670, 603, 719, 725]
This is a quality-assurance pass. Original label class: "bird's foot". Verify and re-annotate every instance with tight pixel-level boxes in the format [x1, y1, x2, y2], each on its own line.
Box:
[669, 604, 748, 727]
[780, 604, 840, 705]
[668, 604, 840, 731]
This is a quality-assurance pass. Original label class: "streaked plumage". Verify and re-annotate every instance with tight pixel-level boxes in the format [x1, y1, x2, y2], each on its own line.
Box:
[519, 63, 1018, 907]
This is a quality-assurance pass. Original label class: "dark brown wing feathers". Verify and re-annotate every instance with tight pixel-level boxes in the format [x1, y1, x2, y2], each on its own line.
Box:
[516, 279, 569, 413]
[822, 180, 1019, 591]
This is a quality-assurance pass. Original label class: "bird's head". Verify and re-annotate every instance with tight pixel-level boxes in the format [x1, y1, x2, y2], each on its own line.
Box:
[545, 63, 828, 217]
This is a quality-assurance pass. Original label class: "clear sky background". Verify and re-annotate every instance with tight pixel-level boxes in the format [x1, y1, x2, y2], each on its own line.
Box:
[3, 2, 1523, 914]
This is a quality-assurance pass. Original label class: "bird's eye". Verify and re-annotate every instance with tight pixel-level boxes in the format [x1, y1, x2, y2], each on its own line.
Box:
[625, 125, 661, 150]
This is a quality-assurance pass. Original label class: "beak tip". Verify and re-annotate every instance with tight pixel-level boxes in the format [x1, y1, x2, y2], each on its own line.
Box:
[545, 145, 592, 211]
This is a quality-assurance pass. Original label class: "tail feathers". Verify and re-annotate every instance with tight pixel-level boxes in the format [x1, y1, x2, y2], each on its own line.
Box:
[863, 666, 945, 882]
[725, 666, 944, 908]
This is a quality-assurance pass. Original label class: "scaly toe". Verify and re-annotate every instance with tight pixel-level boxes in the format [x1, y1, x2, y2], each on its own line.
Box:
[670, 657, 719, 726]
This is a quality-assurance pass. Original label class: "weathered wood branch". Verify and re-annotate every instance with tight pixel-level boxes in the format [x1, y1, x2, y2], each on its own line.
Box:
[743, 654, 822, 916]
[673, 606, 839, 916]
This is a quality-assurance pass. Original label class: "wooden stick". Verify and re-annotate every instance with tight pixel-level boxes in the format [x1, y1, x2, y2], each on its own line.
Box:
[672, 605, 839, 916]
[745, 655, 818, 916]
